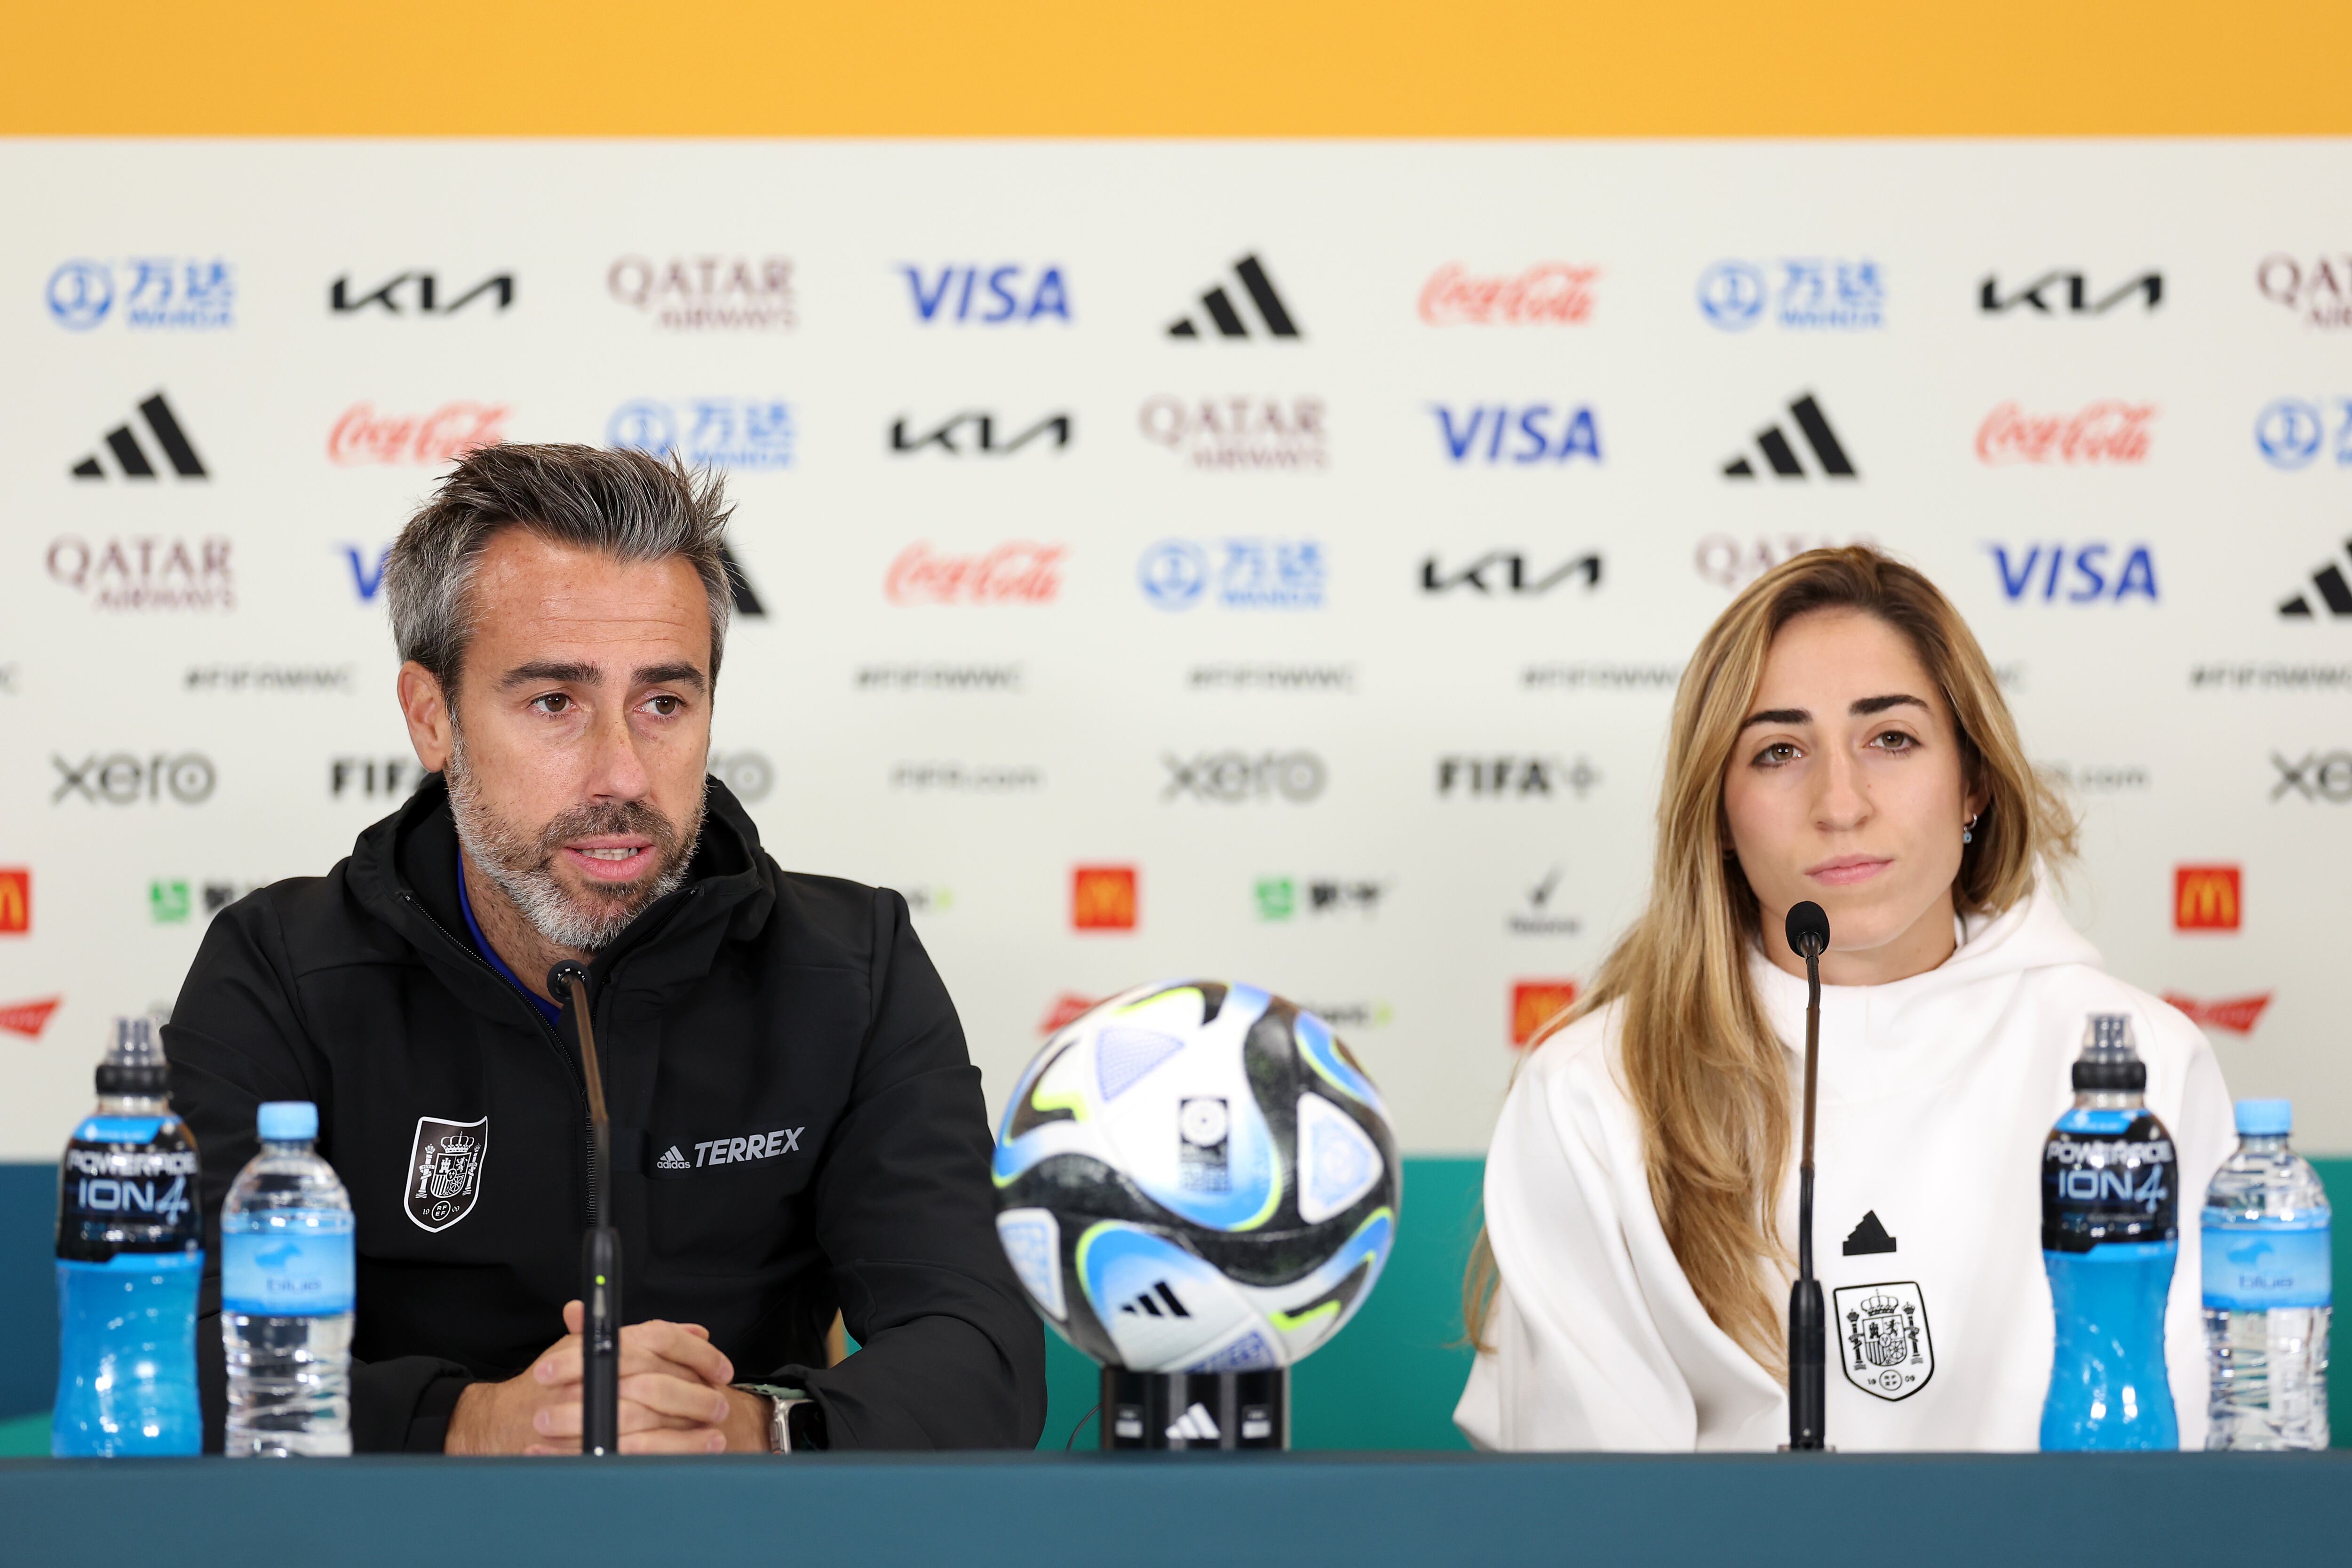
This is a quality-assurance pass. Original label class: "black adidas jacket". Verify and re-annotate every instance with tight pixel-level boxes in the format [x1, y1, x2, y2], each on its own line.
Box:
[164, 774, 1045, 1453]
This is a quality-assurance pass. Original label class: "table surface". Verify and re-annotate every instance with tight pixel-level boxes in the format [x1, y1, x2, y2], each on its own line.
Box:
[4, 1450, 2348, 1566]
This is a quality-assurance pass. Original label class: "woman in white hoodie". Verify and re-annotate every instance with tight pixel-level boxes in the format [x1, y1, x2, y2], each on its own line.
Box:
[1456, 547, 2232, 1451]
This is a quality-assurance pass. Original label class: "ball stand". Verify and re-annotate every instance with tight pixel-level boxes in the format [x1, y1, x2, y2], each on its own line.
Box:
[1100, 1367, 1288, 1450]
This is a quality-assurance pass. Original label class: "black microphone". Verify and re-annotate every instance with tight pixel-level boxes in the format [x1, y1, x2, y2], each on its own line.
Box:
[1784, 901, 1829, 1452]
[549, 961, 620, 1459]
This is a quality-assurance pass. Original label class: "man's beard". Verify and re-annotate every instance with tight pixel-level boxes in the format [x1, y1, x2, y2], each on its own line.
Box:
[444, 725, 704, 953]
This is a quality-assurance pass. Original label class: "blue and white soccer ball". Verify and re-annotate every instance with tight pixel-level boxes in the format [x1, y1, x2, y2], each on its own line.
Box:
[992, 980, 1401, 1373]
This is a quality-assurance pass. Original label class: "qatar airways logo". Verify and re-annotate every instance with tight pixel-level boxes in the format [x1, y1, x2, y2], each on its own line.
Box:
[607, 256, 794, 332]
[885, 542, 1065, 606]
[1976, 401, 2155, 466]
[1139, 397, 1327, 471]
[48, 536, 234, 613]
[1418, 263, 1597, 326]
[328, 401, 508, 467]
[2257, 254, 2352, 329]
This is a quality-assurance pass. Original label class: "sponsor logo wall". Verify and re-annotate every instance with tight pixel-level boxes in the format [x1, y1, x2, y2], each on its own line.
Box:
[0, 141, 2346, 1157]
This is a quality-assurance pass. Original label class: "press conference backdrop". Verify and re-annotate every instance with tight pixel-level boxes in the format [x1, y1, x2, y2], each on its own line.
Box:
[0, 139, 2348, 1177]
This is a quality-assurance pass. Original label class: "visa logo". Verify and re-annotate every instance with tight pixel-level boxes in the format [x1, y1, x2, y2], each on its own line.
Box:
[343, 544, 390, 602]
[1431, 404, 1601, 464]
[901, 264, 1071, 324]
[1986, 542, 2158, 603]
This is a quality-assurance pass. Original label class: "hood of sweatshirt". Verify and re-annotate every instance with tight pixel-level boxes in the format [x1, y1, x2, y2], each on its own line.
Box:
[1749, 871, 2105, 1108]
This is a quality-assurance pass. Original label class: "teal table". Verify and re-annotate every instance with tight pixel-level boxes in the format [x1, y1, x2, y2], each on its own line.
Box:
[3, 1451, 2345, 1564]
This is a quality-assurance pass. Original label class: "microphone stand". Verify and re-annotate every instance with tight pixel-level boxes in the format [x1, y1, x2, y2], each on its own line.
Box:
[551, 963, 620, 1458]
[1786, 903, 1828, 1451]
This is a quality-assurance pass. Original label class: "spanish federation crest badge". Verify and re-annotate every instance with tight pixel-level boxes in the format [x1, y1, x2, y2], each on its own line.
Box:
[1831, 1280, 1933, 1401]
[405, 1115, 488, 1234]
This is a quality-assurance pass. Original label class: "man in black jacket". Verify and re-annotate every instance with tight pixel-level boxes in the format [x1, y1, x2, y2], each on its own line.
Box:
[166, 444, 1045, 1453]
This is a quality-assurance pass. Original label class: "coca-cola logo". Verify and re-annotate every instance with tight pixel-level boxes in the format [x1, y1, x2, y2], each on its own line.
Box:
[1976, 401, 2155, 466]
[885, 542, 1065, 606]
[329, 401, 508, 467]
[1419, 263, 1598, 326]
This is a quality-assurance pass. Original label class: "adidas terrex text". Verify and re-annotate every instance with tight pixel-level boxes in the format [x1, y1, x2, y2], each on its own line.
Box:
[658, 1127, 806, 1170]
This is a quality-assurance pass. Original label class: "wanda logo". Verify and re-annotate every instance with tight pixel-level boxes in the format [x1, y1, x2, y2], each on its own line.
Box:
[885, 542, 1065, 605]
[1419, 263, 1598, 326]
[329, 401, 508, 466]
[1975, 400, 2154, 465]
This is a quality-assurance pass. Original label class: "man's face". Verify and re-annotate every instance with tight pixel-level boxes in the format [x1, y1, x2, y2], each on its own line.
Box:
[405, 529, 714, 951]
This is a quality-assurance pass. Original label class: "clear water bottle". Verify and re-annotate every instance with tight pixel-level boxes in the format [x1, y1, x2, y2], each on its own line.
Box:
[52, 1016, 203, 1456]
[222, 1101, 354, 1457]
[2203, 1098, 2331, 1450]
[2040, 1013, 2180, 1450]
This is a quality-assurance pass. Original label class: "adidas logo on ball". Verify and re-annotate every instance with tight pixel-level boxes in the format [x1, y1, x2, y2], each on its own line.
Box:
[1118, 1281, 1193, 1320]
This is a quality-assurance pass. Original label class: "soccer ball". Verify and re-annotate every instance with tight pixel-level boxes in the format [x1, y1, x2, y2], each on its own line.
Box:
[992, 979, 1401, 1373]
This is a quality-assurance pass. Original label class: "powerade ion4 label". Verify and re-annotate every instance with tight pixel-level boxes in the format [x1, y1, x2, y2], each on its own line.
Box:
[56, 1114, 202, 1262]
[2203, 1220, 2332, 1310]
[2042, 1108, 2177, 1253]
[221, 1210, 356, 1316]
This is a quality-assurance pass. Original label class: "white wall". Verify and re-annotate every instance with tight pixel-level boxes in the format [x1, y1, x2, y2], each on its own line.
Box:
[0, 140, 2344, 1159]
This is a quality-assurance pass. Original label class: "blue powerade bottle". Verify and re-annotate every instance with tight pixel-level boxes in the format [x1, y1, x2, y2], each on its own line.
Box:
[53, 1017, 204, 1456]
[2040, 1013, 2179, 1450]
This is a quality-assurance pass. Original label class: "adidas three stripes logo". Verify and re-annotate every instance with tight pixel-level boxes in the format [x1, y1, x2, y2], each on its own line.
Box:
[2281, 538, 2352, 619]
[1165, 1402, 1221, 1441]
[1724, 393, 1856, 480]
[1117, 1280, 1192, 1319]
[72, 392, 206, 480]
[1168, 254, 1300, 340]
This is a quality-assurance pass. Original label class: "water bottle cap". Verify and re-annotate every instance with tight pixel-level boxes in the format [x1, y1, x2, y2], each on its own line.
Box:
[2071, 1011, 2146, 1090]
[2235, 1098, 2293, 1136]
[95, 1014, 169, 1095]
[257, 1101, 318, 1142]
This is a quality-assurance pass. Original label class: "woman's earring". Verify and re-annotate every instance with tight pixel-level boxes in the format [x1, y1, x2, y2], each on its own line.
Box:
[1962, 813, 1978, 845]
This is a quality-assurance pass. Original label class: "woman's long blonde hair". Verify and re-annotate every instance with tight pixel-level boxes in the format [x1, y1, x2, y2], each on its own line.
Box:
[1463, 547, 2076, 1374]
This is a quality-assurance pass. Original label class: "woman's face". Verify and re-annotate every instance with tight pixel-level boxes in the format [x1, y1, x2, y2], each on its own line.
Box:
[1721, 608, 1986, 985]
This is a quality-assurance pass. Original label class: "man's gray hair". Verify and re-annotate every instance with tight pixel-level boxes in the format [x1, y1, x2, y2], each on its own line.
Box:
[385, 444, 737, 695]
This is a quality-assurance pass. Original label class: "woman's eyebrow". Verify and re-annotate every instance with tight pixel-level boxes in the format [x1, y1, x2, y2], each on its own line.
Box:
[1740, 707, 1808, 731]
[1851, 693, 1929, 716]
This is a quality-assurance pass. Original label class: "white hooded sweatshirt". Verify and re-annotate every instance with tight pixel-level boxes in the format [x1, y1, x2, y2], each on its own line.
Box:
[1456, 879, 2234, 1452]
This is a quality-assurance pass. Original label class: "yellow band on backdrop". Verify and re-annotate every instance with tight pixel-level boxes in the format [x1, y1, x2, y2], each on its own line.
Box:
[2, 0, 2344, 136]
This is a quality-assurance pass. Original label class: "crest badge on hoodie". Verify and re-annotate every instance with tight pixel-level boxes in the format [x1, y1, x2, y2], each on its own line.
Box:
[405, 1115, 488, 1233]
[1833, 1280, 1934, 1400]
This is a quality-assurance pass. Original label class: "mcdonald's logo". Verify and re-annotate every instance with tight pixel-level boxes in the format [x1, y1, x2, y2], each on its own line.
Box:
[0, 869, 26, 935]
[2174, 865, 2241, 932]
[1511, 979, 1580, 1047]
[1072, 866, 1137, 932]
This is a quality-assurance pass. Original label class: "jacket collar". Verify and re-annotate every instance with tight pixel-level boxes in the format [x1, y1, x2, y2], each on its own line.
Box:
[345, 772, 777, 1019]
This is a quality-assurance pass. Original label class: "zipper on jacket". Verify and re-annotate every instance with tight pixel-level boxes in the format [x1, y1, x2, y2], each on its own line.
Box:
[397, 889, 600, 1227]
